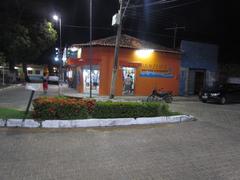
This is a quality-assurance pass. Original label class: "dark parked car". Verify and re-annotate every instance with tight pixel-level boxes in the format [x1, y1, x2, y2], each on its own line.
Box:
[199, 83, 240, 104]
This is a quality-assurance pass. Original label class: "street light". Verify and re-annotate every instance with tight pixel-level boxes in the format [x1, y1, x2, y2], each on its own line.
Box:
[52, 14, 62, 51]
[52, 14, 63, 94]
[53, 15, 59, 21]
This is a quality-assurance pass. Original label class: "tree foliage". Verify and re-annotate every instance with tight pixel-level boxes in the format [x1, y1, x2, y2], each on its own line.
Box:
[219, 63, 240, 77]
[0, 52, 6, 65]
[0, 21, 57, 70]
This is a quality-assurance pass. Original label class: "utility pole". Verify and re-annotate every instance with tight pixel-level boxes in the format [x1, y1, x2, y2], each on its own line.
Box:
[165, 24, 185, 48]
[109, 0, 123, 99]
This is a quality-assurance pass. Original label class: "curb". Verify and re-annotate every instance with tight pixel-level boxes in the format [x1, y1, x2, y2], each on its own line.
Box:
[0, 115, 195, 128]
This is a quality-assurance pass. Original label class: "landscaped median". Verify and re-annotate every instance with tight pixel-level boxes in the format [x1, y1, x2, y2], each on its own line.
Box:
[0, 96, 195, 128]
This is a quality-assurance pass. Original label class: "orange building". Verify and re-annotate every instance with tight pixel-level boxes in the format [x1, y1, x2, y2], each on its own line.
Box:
[67, 35, 181, 96]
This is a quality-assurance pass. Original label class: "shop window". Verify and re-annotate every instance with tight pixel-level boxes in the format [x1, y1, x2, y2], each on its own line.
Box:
[83, 67, 100, 94]
[35, 70, 40, 75]
[28, 70, 33, 74]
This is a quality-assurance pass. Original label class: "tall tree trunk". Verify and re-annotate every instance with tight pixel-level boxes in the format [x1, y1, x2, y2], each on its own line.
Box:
[9, 59, 15, 72]
[22, 63, 29, 82]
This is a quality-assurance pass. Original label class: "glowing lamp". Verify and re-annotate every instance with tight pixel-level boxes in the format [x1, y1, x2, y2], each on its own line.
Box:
[53, 15, 59, 21]
[70, 47, 78, 52]
[54, 57, 59, 61]
[136, 49, 154, 58]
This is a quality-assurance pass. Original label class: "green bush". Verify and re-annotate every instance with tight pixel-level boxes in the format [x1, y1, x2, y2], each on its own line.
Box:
[91, 101, 170, 118]
[32, 97, 95, 120]
[32, 97, 174, 120]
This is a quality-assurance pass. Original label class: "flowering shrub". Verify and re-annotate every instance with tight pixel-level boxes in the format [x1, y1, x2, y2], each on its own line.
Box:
[32, 96, 173, 120]
[32, 96, 96, 120]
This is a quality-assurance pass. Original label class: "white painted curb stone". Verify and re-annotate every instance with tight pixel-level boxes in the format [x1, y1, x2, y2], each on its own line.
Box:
[59, 120, 72, 128]
[71, 118, 136, 128]
[71, 119, 99, 128]
[7, 119, 23, 127]
[0, 119, 6, 127]
[22, 119, 40, 128]
[42, 120, 61, 128]
[3, 115, 195, 128]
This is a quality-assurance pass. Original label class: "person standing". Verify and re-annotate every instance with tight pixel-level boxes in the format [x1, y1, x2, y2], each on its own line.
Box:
[42, 72, 48, 94]
[124, 74, 132, 94]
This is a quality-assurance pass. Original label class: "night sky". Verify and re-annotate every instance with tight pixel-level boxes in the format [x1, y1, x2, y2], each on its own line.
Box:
[0, 0, 238, 64]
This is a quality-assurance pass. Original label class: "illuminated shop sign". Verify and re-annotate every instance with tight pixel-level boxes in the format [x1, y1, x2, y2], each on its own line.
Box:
[140, 72, 173, 78]
[140, 63, 174, 78]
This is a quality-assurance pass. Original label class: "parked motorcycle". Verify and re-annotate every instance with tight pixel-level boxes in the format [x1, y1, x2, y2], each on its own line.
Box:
[146, 89, 173, 103]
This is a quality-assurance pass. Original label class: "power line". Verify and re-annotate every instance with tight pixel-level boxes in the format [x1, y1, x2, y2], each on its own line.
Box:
[165, 24, 185, 48]
[125, 0, 200, 21]
[122, 0, 131, 18]
[124, 0, 201, 27]
[147, 0, 201, 14]
[62, 24, 174, 39]
[124, 0, 177, 9]
[63, 24, 113, 31]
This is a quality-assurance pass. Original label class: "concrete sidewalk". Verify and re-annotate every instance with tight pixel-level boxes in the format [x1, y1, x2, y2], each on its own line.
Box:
[62, 85, 199, 102]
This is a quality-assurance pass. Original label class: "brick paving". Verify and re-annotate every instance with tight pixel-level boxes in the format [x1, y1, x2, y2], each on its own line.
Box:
[1, 86, 240, 179]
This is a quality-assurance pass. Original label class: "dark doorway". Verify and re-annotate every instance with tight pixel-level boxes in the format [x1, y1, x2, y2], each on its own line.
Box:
[194, 71, 205, 94]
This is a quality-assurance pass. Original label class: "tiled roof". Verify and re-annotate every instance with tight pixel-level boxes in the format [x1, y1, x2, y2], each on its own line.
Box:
[73, 34, 181, 54]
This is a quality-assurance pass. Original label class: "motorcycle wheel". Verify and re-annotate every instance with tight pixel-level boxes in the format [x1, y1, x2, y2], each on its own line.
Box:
[147, 95, 162, 102]
[147, 95, 154, 102]
[164, 96, 173, 103]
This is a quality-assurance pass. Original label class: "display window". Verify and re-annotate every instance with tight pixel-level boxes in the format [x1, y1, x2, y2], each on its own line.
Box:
[83, 66, 100, 94]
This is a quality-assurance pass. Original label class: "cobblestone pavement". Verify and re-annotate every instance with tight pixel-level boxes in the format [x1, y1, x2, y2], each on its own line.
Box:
[1, 101, 240, 179]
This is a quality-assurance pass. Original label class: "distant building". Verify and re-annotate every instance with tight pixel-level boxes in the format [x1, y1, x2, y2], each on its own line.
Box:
[67, 34, 181, 96]
[180, 40, 218, 96]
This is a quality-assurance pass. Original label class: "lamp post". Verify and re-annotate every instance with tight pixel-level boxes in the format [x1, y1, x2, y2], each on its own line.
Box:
[89, 0, 93, 98]
[53, 15, 62, 51]
[53, 14, 63, 94]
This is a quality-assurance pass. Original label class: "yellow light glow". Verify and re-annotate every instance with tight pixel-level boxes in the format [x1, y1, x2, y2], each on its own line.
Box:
[135, 49, 154, 58]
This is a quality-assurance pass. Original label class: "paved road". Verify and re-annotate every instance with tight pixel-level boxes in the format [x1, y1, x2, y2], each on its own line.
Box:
[0, 84, 61, 110]
[1, 86, 240, 179]
[170, 100, 240, 131]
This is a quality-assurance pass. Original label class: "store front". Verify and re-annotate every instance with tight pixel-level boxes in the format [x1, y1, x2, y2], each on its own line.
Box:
[67, 35, 181, 96]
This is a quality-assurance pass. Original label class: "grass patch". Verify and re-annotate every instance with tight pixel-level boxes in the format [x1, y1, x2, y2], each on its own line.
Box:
[0, 107, 31, 119]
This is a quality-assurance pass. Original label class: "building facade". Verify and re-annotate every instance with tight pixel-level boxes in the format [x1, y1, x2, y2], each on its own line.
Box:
[67, 35, 181, 96]
[180, 40, 218, 96]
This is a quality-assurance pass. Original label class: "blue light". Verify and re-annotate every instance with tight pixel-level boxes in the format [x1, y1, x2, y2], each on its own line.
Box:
[54, 57, 59, 61]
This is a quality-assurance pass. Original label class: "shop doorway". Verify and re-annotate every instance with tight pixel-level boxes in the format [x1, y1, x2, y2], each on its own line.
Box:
[188, 69, 205, 95]
[122, 67, 135, 95]
[194, 71, 205, 94]
[83, 66, 100, 94]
